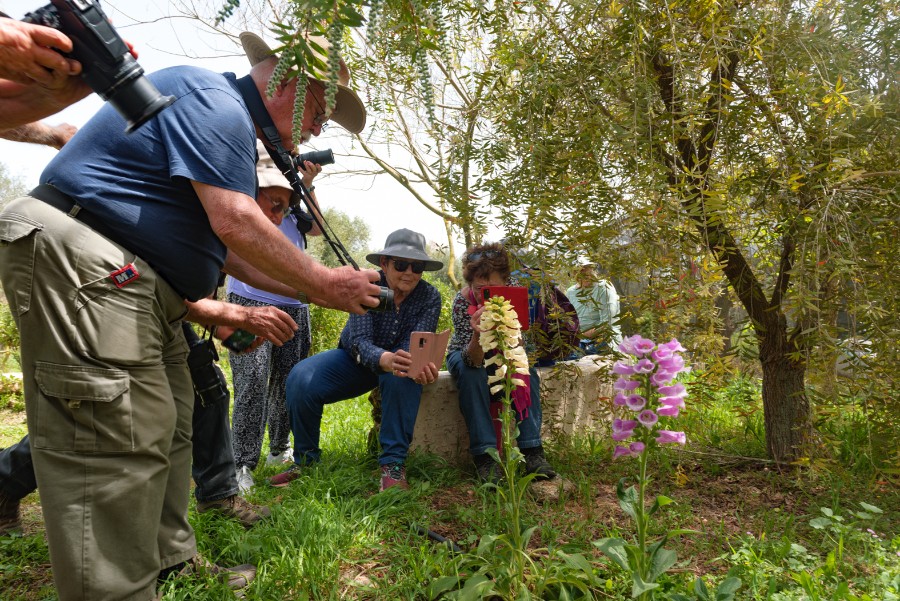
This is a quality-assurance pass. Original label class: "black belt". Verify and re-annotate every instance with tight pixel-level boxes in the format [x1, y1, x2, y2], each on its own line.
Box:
[30, 184, 119, 244]
[30, 184, 195, 300]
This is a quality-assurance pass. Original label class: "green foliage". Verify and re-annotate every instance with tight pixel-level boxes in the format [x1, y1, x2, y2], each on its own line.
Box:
[305, 206, 371, 268]
[722, 503, 899, 601]
[0, 299, 20, 373]
[0, 162, 28, 210]
[0, 375, 24, 412]
[308, 305, 347, 356]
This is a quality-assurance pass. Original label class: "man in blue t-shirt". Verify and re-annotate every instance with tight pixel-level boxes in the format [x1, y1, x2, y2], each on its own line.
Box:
[0, 31, 381, 601]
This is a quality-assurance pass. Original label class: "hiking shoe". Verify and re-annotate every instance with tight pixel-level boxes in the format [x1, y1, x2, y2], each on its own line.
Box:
[522, 446, 557, 480]
[269, 464, 302, 488]
[160, 554, 256, 589]
[473, 453, 502, 484]
[235, 466, 254, 493]
[0, 490, 21, 536]
[265, 448, 293, 466]
[379, 463, 408, 492]
[196, 495, 271, 528]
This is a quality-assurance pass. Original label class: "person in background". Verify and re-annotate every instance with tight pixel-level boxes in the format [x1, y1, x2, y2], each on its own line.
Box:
[227, 144, 323, 492]
[566, 256, 622, 355]
[274, 229, 444, 492]
[445, 242, 556, 483]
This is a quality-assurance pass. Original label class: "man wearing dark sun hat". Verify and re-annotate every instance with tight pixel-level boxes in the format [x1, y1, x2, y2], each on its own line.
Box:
[274, 229, 444, 492]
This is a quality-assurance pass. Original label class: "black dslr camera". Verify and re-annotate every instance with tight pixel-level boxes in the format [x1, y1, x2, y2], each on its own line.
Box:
[23, 0, 174, 132]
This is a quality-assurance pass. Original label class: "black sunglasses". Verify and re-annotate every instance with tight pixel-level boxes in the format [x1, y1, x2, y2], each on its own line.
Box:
[391, 259, 426, 274]
[466, 250, 502, 262]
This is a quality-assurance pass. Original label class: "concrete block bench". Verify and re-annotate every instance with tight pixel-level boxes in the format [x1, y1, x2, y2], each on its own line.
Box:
[396, 356, 616, 463]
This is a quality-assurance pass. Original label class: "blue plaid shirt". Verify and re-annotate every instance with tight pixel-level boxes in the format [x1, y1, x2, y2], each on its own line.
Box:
[338, 271, 442, 373]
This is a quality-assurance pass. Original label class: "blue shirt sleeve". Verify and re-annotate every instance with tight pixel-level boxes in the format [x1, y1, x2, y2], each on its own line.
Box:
[341, 312, 384, 373]
[156, 87, 257, 198]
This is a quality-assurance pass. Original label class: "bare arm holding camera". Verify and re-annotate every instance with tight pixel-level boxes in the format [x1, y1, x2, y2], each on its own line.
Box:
[0, 71, 90, 132]
[297, 158, 324, 237]
[0, 6, 142, 133]
[195, 181, 381, 314]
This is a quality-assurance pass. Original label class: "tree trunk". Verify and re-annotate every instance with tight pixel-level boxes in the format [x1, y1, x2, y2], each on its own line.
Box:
[758, 316, 813, 463]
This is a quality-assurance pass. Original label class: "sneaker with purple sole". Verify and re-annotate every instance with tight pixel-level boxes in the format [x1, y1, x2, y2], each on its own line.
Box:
[379, 462, 409, 492]
[269, 464, 303, 488]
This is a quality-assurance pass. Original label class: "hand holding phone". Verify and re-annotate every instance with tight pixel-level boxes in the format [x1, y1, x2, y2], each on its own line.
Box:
[222, 329, 257, 353]
[408, 330, 451, 380]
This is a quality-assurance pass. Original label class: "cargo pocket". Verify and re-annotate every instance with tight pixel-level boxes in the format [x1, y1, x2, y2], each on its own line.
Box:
[0, 212, 43, 316]
[33, 362, 133, 453]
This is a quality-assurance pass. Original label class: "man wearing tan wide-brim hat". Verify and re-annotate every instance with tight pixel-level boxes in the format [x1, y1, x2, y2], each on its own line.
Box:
[240, 32, 366, 135]
[0, 19, 383, 600]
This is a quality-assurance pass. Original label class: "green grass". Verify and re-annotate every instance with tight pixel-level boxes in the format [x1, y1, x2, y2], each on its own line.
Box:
[1, 376, 898, 600]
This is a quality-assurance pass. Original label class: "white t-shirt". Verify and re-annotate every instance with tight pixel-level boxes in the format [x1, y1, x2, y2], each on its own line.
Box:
[226, 214, 307, 306]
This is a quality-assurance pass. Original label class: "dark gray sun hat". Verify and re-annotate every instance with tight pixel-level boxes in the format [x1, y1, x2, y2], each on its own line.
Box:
[366, 229, 444, 271]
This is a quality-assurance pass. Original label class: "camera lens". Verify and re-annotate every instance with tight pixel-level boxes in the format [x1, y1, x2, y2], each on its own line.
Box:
[293, 149, 335, 169]
[367, 286, 395, 312]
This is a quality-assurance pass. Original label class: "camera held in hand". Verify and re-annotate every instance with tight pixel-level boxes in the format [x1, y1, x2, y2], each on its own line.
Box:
[370, 286, 395, 312]
[24, 0, 174, 132]
[293, 149, 334, 170]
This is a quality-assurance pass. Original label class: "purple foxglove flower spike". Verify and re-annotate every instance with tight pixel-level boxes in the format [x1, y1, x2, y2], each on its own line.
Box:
[638, 410, 659, 428]
[659, 396, 685, 408]
[614, 377, 641, 391]
[612, 362, 636, 375]
[657, 405, 680, 417]
[633, 358, 655, 374]
[613, 445, 633, 459]
[656, 430, 686, 444]
[625, 394, 646, 411]
[657, 383, 687, 397]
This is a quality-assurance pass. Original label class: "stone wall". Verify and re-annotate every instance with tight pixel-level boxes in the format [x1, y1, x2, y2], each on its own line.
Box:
[408, 356, 615, 463]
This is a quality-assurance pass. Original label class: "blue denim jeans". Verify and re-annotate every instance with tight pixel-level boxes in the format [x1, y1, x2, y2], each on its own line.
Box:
[285, 348, 423, 466]
[0, 370, 236, 504]
[446, 350, 543, 456]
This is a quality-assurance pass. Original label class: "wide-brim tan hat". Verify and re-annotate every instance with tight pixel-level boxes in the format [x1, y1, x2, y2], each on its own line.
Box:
[366, 229, 444, 272]
[255, 141, 289, 189]
[241, 32, 366, 134]
[255, 141, 300, 205]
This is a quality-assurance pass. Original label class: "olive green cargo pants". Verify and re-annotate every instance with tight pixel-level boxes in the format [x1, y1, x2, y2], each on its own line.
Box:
[0, 196, 196, 601]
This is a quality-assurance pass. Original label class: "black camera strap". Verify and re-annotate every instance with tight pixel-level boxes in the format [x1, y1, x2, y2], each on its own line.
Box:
[234, 75, 358, 269]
